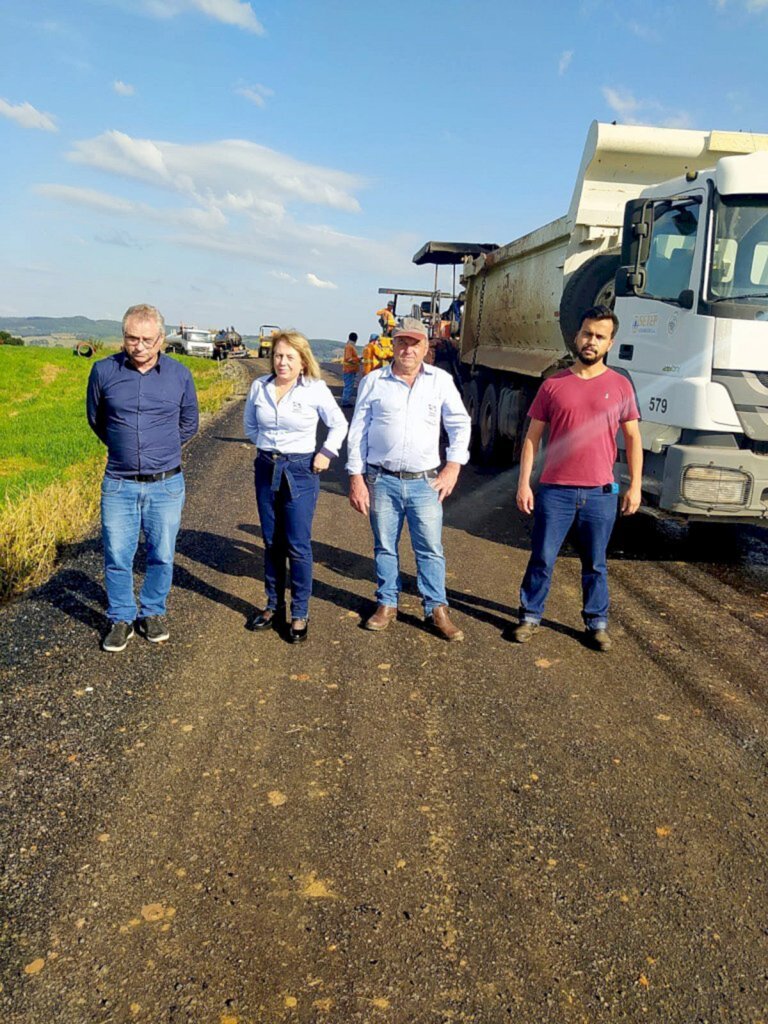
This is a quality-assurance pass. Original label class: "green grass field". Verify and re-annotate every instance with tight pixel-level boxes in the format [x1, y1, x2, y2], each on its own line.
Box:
[0, 346, 231, 505]
[0, 346, 237, 598]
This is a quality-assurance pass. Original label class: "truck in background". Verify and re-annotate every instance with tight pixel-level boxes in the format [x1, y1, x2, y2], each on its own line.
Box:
[165, 325, 215, 358]
[450, 120, 768, 523]
[257, 325, 280, 359]
[213, 327, 248, 360]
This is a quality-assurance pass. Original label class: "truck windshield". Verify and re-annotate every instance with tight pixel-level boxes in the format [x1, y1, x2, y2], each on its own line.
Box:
[709, 195, 768, 301]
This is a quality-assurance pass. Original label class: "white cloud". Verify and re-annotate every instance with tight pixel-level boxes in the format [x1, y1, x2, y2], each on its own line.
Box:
[235, 82, 273, 108]
[36, 183, 227, 231]
[714, 0, 768, 9]
[35, 179, 406, 278]
[602, 86, 692, 129]
[306, 273, 337, 290]
[113, 80, 135, 96]
[270, 270, 297, 283]
[558, 50, 573, 76]
[37, 184, 135, 214]
[68, 130, 364, 213]
[95, 229, 145, 248]
[602, 86, 642, 121]
[0, 98, 58, 132]
[140, 0, 264, 33]
[628, 21, 661, 42]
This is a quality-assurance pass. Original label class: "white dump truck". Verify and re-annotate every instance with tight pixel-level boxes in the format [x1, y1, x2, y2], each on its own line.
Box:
[456, 120, 768, 523]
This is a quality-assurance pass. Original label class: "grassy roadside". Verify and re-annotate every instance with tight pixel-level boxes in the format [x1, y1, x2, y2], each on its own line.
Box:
[0, 347, 240, 600]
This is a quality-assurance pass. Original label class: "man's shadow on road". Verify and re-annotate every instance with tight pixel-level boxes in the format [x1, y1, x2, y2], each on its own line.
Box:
[36, 558, 108, 633]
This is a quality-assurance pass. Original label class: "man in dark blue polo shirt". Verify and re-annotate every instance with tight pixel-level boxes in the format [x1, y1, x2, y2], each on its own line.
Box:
[87, 304, 199, 652]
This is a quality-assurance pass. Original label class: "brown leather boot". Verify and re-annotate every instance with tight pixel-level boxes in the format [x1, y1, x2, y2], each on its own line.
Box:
[364, 604, 398, 631]
[428, 605, 464, 642]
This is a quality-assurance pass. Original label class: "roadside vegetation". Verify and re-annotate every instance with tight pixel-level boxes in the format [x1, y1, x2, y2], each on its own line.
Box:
[0, 346, 238, 599]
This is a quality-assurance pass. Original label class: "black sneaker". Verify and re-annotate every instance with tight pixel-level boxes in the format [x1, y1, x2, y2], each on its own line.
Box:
[102, 621, 135, 652]
[247, 607, 284, 631]
[139, 616, 170, 643]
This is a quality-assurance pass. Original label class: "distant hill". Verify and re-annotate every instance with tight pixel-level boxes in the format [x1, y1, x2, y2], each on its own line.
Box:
[0, 316, 124, 340]
[310, 338, 344, 360]
[0, 317, 346, 359]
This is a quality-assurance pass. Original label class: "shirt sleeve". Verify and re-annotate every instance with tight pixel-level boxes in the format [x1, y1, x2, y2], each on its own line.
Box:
[179, 369, 200, 445]
[345, 373, 376, 474]
[243, 380, 260, 445]
[440, 374, 471, 465]
[86, 363, 106, 443]
[619, 378, 641, 422]
[315, 381, 348, 456]
[527, 382, 551, 422]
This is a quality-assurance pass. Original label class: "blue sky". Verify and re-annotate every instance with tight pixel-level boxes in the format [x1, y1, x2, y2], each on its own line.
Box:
[1, 0, 767, 340]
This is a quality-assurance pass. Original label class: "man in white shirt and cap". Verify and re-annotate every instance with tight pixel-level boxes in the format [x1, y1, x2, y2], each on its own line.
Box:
[347, 318, 471, 641]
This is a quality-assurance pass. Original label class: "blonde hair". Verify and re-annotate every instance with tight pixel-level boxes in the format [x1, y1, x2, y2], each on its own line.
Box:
[271, 330, 321, 379]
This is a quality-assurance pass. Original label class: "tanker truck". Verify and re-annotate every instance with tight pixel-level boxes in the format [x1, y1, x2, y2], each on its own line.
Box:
[456, 120, 768, 523]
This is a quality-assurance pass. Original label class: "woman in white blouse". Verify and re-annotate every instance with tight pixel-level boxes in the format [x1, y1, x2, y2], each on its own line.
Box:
[243, 330, 347, 642]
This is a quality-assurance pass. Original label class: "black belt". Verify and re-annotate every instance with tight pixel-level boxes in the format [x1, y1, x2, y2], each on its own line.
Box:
[258, 451, 312, 461]
[122, 466, 181, 483]
[369, 464, 439, 480]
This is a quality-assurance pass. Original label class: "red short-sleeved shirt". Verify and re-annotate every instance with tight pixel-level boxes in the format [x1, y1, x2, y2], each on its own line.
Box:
[527, 368, 640, 487]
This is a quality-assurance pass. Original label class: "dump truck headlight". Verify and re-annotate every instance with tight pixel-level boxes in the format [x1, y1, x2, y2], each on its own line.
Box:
[682, 466, 751, 506]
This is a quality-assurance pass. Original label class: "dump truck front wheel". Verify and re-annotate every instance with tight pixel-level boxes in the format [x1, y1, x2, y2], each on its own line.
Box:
[559, 254, 620, 355]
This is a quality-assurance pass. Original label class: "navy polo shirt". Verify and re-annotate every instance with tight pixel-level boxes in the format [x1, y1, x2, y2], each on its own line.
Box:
[86, 351, 199, 477]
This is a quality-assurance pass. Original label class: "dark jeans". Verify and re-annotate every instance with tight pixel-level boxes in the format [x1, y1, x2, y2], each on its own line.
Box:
[254, 452, 319, 620]
[519, 484, 618, 631]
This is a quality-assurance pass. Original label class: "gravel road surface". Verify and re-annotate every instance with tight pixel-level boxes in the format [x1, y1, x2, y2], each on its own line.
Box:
[2, 359, 767, 1023]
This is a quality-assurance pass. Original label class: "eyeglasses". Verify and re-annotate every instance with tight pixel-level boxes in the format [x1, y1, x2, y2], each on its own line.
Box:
[124, 334, 161, 348]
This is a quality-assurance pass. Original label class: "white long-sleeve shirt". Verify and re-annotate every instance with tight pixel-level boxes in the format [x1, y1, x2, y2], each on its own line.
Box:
[346, 362, 470, 475]
[244, 374, 348, 455]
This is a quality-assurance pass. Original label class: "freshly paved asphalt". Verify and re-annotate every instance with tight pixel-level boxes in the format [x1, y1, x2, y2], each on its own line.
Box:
[2, 359, 767, 1023]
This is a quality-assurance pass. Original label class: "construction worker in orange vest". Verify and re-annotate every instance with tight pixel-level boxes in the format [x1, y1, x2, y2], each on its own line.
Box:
[341, 331, 360, 406]
[376, 301, 396, 334]
[361, 333, 379, 376]
[373, 332, 394, 368]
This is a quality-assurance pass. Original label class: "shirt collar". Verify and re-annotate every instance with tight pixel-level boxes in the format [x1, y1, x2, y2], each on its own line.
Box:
[265, 372, 309, 387]
[383, 361, 433, 381]
[118, 350, 163, 373]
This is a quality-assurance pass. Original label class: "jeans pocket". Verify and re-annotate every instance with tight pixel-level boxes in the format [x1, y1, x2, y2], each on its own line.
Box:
[366, 467, 380, 485]
[163, 476, 185, 497]
[101, 476, 124, 495]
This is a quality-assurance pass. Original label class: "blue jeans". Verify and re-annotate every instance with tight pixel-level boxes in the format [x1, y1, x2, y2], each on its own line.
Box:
[255, 452, 319, 619]
[342, 371, 357, 405]
[367, 466, 446, 615]
[101, 473, 186, 623]
[519, 484, 618, 631]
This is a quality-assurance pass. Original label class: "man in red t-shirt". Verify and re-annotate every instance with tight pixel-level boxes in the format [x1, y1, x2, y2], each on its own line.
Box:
[513, 305, 643, 651]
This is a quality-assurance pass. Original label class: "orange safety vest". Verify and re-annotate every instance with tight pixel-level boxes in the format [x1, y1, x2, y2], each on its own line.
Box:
[361, 341, 378, 375]
[376, 307, 396, 330]
[342, 343, 360, 374]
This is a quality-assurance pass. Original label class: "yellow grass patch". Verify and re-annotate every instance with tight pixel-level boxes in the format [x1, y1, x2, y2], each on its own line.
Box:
[0, 457, 103, 599]
[0, 457, 41, 478]
[39, 363, 64, 385]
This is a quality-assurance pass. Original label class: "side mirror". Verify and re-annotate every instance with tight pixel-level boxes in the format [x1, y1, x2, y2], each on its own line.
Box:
[678, 288, 694, 310]
[615, 266, 646, 297]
